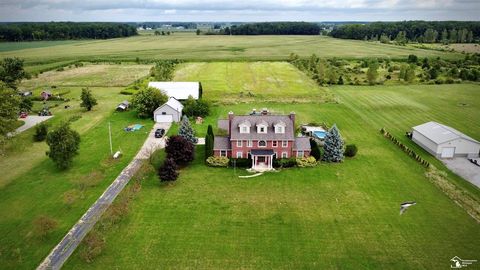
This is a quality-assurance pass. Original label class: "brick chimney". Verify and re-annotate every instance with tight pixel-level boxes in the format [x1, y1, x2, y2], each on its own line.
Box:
[289, 111, 296, 127]
[228, 111, 234, 136]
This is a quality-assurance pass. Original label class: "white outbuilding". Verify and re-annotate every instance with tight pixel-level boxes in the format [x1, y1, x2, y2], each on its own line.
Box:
[148, 81, 201, 100]
[412, 121, 480, 158]
[153, 97, 183, 123]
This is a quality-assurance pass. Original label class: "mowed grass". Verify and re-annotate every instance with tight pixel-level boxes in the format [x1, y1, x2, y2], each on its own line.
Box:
[174, 61, 333, 103]
[65, 84, 480, 269]
[0, 64, 154, 269]
[0, 34, 462, 71]
[21, 63, 151, 89]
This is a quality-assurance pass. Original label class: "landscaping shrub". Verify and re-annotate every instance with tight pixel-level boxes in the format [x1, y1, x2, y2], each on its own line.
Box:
[33, 215, 57, 239]
[345, 144, 358, 157]
[296, 156, 317, 167]
[309, 139, 321, 160]
[33, 122, 48, 142]
[207, 156, 230, 167]
[229, 158, 251, 168]
[273, 158, 297, 168]
[158, 158, 179, 181]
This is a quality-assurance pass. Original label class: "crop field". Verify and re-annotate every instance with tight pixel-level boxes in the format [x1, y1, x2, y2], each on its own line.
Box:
[21, 64, 151, 89]
[63, 66, 480, 269]
[174, 61, 333, 103]
[0, 34, 463, 73]
[0, 64, 153, 269]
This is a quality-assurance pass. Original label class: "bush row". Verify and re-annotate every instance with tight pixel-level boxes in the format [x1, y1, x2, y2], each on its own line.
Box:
[380, 128, 430, 168]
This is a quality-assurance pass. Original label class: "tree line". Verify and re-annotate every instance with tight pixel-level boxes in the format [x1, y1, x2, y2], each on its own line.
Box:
[224, 22, 320, 35]
[330, 21, 480, 43]
[0, 22, 137, 41]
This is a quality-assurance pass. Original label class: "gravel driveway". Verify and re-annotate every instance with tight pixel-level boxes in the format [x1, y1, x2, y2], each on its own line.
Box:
[9, 116, 53, 136]
[442, 158, 480, 188]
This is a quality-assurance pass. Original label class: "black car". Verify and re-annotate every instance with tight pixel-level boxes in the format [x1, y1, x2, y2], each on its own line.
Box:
[154, 128, 165, 138]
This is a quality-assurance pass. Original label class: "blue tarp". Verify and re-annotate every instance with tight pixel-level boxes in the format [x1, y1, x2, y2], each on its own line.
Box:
[124, 124, 144, 132]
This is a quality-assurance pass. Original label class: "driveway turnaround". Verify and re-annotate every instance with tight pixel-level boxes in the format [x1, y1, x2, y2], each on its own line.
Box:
[8, 116, 53, 136]
[442, 158, 480, 188]
[37, 122, 171, 270]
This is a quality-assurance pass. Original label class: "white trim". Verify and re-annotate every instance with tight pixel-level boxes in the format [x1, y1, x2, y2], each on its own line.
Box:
[272, 141, 278, 147]
[282, 140, 288, 147]
[247, 140, 252, 147]
[237, 140, 242, 147]
[281, 152, 288, 158]
[296, 151, 304, 158]
[258, 140, 267, 147]
[236, 152, 243, 158]
[220, 150, 227, 157]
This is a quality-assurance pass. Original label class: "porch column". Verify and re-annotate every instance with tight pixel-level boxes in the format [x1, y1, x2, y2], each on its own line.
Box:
[269, 155, 272, 169]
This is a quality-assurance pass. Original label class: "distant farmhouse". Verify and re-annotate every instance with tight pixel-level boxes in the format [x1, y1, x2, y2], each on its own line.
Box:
[148, 81, 202, 100]
[412, 121, 480, 158]
[215, 108, 311, 171]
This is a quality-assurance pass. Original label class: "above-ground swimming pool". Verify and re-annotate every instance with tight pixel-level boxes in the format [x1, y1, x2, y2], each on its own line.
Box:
[313, 130, 326, 139]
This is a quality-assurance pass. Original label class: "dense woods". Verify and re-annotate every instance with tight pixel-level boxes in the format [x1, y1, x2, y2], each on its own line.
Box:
[330, 21, 480, 43]
[226, 22, 320, 35]
[0, 22, 137, 41]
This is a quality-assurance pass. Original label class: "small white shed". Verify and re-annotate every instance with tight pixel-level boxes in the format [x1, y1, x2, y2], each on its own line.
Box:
[148, 82, 201, 100]
[153, 97, 183, 123]
[412, 121, 480, 158]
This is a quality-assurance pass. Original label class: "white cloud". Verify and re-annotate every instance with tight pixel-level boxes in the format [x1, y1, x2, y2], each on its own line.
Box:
[0, 0, 478, 21]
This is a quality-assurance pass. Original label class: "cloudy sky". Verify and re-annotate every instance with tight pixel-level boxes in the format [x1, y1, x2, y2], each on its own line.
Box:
[0, 0, 479, 22]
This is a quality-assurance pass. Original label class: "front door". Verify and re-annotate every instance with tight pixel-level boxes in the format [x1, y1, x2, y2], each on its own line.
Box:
[257, 156, 265, 163]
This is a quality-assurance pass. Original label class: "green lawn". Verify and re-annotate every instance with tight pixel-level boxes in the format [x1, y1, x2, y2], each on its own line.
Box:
[0, 64, 154, 269]
[174, 61, 333, 103]
[0, 34, 462, 72]
[64, 79, 480, 268]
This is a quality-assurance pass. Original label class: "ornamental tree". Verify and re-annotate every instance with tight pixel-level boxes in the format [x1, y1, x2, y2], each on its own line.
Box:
[46, 122, 81, 169]
[178, 115, 197, 144]
[80, 87, 97, 111]
[131, 87, 167, 118]
[158, 158, 179, 182]
[165, 135, 194, 165]
[322, 124, 344, 162]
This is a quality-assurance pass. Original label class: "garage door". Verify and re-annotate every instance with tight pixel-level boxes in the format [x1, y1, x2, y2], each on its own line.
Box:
[155, 114, 173, 123]
[441, 147, 455, 158]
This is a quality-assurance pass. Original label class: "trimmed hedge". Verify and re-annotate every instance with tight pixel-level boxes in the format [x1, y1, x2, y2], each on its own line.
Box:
[273, 158, 297, 168]
[229, 158, 251, 168]
[380, 128, 430, 168]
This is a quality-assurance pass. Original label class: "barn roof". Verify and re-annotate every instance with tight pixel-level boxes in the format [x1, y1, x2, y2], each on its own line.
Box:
[148, 82, 200, 100]
[413, 121, 479, 144]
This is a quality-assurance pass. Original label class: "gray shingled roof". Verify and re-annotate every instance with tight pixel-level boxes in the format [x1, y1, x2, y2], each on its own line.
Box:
[413, 121, 479, 144]
[294, 137, 311, 151]
[217, 119, 229, 131]
[213, 136, 231, 150]
[230, 115, 295, 141]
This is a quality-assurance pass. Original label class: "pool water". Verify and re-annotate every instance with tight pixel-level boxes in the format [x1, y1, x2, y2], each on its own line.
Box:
[313, 131, 326, 139]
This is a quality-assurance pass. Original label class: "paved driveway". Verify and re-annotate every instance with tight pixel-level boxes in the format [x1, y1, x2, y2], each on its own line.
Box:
[37, 122, 171, 270]
[442, 158, 480, 188]
[8, 116, 53, 136]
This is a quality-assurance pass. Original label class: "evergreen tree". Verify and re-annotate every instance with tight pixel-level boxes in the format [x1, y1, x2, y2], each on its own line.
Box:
[309, 139, 321, 160]
[467, 30, 474, 43]
[405, 65, 416, 82]
[337, 76, 344, 85]
[449, 29, 458, 43]
[46, 122, 81, 169]
[80, 87, 97, 111]
[322, 124, 344, 162]
[178, 115, 197, 144]
[204, 125, 214, 160]
[395, 31, 407, 45]
[399, 64, 407, 80]
[366, 60, 379, 85]
[158, 158, 179, 182]
[441, 29, 449, 44]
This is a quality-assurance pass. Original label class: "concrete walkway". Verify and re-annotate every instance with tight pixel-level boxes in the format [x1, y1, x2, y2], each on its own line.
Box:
[37, 122, 171, 270]
[442, 158, 480, 188]
[8, 116, 53, 137]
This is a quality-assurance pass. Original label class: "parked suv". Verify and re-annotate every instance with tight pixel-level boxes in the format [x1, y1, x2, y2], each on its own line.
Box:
[155, 128, 165, 138]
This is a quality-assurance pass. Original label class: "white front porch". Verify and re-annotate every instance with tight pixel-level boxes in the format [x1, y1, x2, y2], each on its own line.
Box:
[250, 149, 275, 172]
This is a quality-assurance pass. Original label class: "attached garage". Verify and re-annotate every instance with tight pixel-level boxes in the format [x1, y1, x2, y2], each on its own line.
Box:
[412, 121, 480, 159]
[153, 97, 183, 123]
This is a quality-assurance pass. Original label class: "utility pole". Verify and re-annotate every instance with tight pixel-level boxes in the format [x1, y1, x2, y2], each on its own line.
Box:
[108, 121, 113, 155]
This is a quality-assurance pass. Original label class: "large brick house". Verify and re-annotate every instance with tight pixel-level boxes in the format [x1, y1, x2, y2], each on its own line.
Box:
[214, 109, 311, 171]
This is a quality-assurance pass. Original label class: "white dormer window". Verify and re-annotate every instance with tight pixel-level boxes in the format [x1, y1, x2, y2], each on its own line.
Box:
[239, 120, 251, 134]
[274, 121, 286, 134]
[257, 120, 268, 134]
